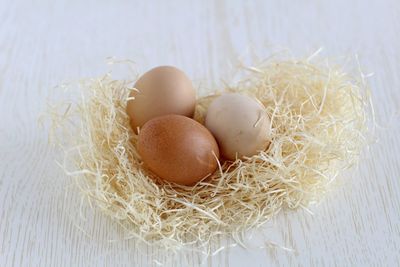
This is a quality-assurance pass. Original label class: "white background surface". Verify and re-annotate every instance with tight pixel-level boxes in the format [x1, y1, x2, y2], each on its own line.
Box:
[1, 0, 399, 266]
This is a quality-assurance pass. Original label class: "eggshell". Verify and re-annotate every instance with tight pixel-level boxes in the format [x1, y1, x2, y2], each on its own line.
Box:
[127, 66, 196, 132]
[205, 93, 270, 160]
[137, 115, 220, 185]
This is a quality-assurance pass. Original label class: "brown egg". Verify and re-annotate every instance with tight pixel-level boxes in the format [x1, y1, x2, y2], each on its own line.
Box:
[137, 115, 220, 185]
[127, 66, 196, 132]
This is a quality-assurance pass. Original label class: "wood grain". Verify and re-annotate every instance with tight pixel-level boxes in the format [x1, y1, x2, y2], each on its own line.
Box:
[1, 0, 399, 266]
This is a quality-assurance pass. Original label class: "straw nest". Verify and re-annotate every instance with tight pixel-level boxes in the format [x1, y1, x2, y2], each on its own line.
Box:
[49, 54, 371, 252]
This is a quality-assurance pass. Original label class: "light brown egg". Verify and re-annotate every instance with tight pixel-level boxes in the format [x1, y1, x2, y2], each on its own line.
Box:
[205, 93, 270, 160]
[137, 115, 220, 185]
[127, 66, 196, 132]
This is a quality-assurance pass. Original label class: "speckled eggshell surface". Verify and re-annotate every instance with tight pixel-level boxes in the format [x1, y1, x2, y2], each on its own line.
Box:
[205, 93, 270, 160]
[137, 114, 220, 185]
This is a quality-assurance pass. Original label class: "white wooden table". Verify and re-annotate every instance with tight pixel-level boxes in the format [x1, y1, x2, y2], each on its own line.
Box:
[1, 0, 399, 266]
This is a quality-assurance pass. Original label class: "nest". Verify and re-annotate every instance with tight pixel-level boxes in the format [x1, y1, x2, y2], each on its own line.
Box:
[49, 53, 371, 253]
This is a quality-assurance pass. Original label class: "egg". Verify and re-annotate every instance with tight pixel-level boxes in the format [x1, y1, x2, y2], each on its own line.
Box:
[127, 66, 196, 132]
[137, 114, 220, 185]
[205, 93, 270, 160]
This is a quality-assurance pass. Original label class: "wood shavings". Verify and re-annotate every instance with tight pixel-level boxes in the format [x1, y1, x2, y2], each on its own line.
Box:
[49, 54, 372, 254]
